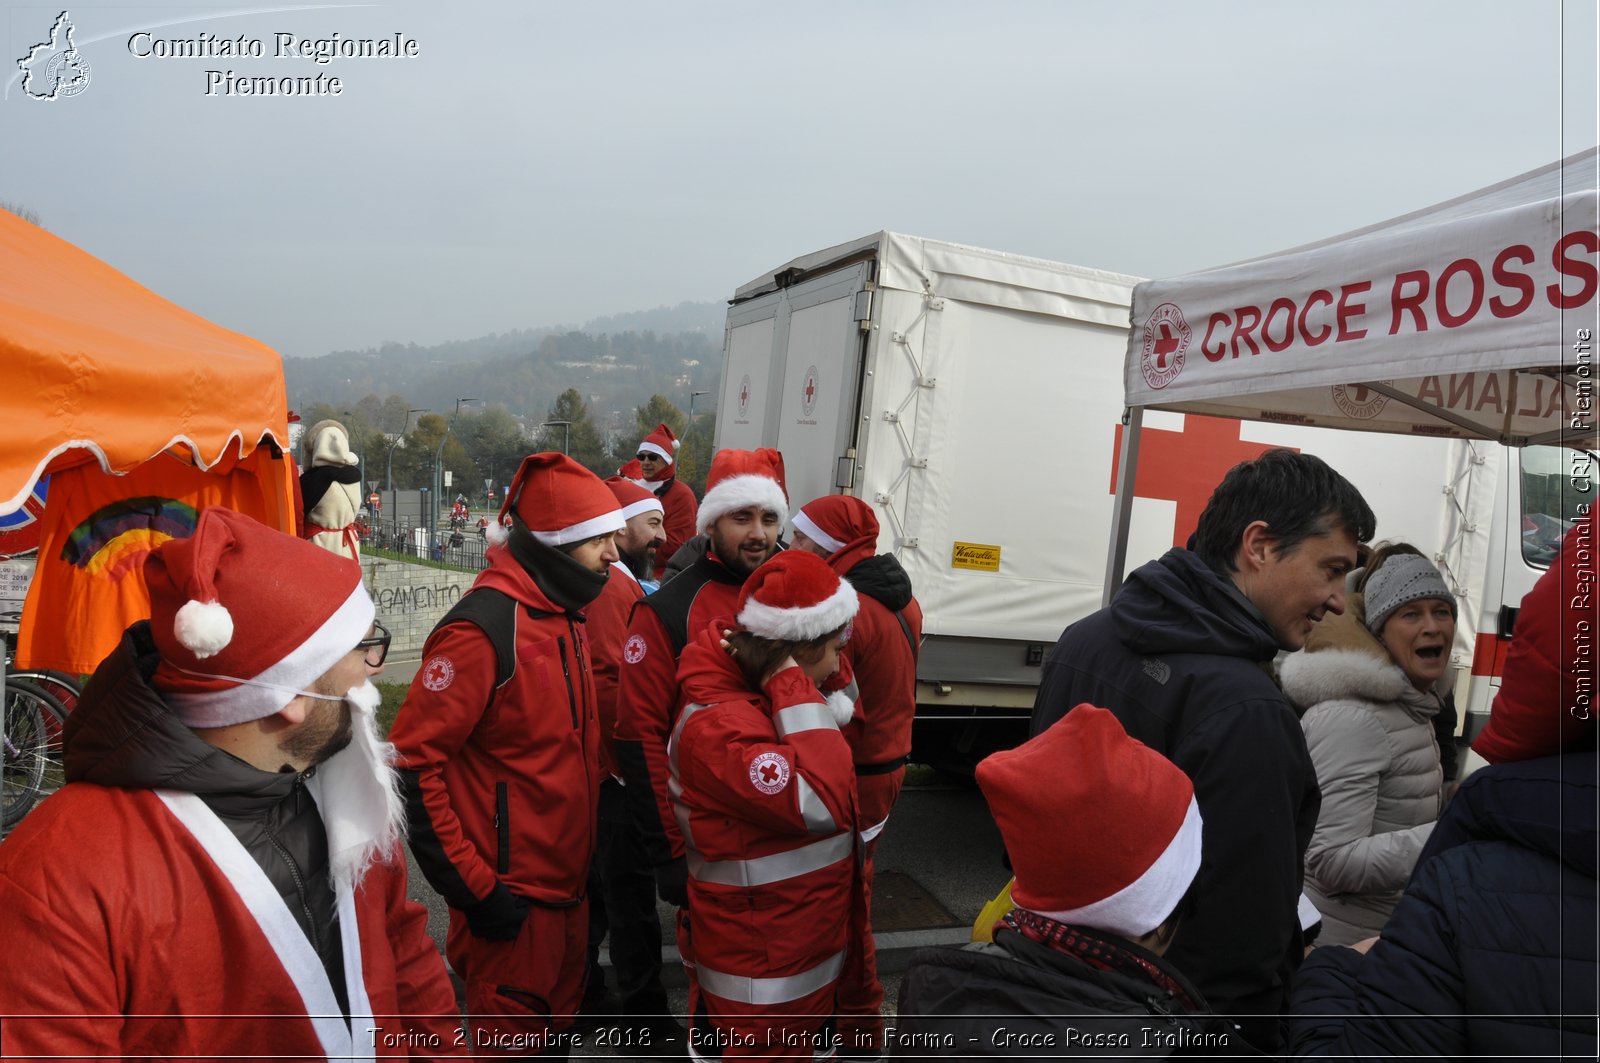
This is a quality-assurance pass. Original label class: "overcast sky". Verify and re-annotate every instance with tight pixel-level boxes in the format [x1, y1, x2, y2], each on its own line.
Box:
[3, 0, 1595, 360]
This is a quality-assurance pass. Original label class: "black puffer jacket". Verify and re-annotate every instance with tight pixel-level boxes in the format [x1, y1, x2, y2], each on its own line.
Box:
[64, 622, 347, 1011]
[1288, 749, 1599, 1060]
[895, 930, 1244, 1058]
[846, 552, 914, 612]
[1030, 549, 1319, 1054]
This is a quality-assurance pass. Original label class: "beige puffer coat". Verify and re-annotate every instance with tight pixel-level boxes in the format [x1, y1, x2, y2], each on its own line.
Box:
[1279, 599, 1443, 946]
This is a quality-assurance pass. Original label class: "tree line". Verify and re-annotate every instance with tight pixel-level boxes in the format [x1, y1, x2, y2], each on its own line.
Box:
[297, 389, 718, 506]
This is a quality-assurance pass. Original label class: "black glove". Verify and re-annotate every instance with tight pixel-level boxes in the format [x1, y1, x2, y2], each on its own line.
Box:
[654, 856, 688, 908]
[464, 881, 531, 941]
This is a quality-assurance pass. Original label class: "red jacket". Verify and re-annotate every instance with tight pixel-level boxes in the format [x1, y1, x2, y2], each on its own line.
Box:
[391, 547, 600, 908]
[0, 785, 461, 1060]
[651, 476, 699, 580]
[588, 561, 646, 780]
[670, 621, 860, 997]
[827, 540, 923, 830]
[613, 552, 745, 866]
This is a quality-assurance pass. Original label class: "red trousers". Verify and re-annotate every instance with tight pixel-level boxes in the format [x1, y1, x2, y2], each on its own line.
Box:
[448, 901, 588, 1057]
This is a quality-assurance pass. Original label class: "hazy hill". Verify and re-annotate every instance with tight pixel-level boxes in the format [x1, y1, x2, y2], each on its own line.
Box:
[283, 302, 727, 434]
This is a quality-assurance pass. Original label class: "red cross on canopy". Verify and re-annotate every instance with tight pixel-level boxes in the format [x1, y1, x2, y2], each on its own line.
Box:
[1151, 323, 1181, 369]
[1110, 416, 1295, 548]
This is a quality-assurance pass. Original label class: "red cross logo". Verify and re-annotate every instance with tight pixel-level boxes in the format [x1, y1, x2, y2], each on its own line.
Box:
[738, 375, 752, 417]
[748, 751, 790, 794]
[1151, 323, 1181, 370]
[1110, 416, 1296, 548]
[804, 377, 816, 404]
[421, 655, 456, 692]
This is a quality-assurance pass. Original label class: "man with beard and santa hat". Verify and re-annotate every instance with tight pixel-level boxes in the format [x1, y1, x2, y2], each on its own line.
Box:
[0, 508, 460, 1060]
[390, 452, 624, 1057]
[633, 422, 698, 581]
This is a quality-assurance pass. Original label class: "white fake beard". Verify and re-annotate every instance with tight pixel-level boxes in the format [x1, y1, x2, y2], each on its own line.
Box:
[315, 679, 407, 894]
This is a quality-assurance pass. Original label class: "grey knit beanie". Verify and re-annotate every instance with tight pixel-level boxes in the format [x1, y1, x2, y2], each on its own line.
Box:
[1364, 553, 1455, 635]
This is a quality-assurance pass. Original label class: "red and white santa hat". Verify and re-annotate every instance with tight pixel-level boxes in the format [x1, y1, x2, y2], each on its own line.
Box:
[146, 507, 375, 728]
[697, 447, 790, 535]
[605, 475, 664, 521]
[490, 452, 624, 547]
[736, 550, 858, 642]
[617, 457, 649, 489]
[637, 422, 680, 465]
[977, 705, 1203, 939]
[793, 495, 879, 556]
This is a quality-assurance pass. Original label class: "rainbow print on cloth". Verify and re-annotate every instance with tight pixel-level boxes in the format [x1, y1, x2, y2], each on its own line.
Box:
[60, 496, 198, 581]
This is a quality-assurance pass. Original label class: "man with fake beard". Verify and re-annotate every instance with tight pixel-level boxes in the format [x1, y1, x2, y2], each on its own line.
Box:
[614, 449, 787, 914]
[0, 508, 460, 1060]
[390, 452, 623, 1057]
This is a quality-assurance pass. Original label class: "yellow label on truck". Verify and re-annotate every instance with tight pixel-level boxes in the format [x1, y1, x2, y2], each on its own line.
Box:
[952, 541, 1001, 572]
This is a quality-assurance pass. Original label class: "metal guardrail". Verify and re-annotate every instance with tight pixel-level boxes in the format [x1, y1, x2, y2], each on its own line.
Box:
[359, 519, 490, 572]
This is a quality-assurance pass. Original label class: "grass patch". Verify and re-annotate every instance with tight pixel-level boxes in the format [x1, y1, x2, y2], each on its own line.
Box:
[377, 680, 408, 736]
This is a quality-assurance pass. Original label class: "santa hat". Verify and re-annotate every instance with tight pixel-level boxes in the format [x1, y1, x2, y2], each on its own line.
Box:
[146, 508, 375, 728]
[605, 476, 664, 521]
[736, 550, 858, 643]
[1475, 508, 1598, 762]
[697, 448, 789, 535]
[637, 422, 680, 465]
[793, 495, 879, 556]
[489, 451, 624, 548]
[977, 706, 1203, 939]
[617, 458, 649, 490]
[304, 419, 358, 469]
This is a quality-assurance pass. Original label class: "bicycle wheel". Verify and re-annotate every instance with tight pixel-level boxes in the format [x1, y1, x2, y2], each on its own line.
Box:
[7, 668, 81, 747]
[2, 680, 67, 829]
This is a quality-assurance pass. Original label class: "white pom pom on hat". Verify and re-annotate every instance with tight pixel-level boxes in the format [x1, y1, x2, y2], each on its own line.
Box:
[174, 599, 234, 659]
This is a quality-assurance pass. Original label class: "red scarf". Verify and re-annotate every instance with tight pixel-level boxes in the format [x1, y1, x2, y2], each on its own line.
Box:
[1000, 908, 1197, 1013]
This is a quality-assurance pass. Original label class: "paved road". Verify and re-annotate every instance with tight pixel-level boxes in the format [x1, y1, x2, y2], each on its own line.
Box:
[398, 760, 1007, 1058]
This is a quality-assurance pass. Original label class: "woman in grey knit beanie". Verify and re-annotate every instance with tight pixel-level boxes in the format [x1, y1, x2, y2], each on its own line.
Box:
[1278, 544, 1455, 945]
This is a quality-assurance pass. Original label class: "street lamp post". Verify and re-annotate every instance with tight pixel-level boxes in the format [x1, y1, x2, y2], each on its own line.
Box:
[386, 408, 427, 544]
[689, 390, 709, 421]
[541, 420, 572, 456]
[433, 398, 481, 550]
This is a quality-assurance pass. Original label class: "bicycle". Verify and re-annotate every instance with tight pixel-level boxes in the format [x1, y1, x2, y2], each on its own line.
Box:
[3, 678, 68, 830]
[4, 633, 83, 749]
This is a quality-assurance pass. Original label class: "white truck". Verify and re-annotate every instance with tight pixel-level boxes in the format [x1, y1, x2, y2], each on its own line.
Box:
[714, 231, 1586, 767]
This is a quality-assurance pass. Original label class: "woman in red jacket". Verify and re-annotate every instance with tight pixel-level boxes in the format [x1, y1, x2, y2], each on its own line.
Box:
[668, 550, 861, 1060]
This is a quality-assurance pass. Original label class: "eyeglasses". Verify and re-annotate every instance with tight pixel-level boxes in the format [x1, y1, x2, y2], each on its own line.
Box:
[636, 453, 659, 462]
[356, 622, 391, 668]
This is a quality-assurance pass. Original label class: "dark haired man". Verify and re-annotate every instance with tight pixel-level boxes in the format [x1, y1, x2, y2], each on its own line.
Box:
[614, 448, 788, 912]
[1029, 447, 1374, 1054]
[391, 452, 624, 1056]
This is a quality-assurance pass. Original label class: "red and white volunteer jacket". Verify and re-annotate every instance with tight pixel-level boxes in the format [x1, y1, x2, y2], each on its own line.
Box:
[587, 560, 645, 781]
[613, 552, 745, 867]
[0, 784, 461, 1060]
[827, 542, 923, 835]
[391, 547, 600, 909]
[669, 621, 860, 1006]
